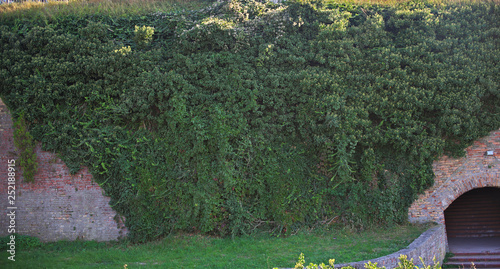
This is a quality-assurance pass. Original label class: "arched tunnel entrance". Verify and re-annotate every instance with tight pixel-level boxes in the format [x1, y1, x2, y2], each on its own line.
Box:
[444, 187, 500, 254]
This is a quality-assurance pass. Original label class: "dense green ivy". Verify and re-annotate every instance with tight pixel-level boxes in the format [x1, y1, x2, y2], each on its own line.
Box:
[0, 0, 499, 242]
[13, 112, 38, 183]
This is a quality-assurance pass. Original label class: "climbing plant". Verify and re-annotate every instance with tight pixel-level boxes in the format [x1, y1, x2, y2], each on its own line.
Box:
[0, 0, 498, 242]
[13, 112, 38, 183]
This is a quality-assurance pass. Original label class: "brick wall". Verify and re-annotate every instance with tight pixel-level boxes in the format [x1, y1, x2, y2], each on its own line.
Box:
[408, 128, 499, 254]
[0, 98, 127, 242]
[408, 129, 500, 225]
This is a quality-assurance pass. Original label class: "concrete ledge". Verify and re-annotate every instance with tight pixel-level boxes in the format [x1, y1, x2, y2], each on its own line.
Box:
[332, 224, 447, 269]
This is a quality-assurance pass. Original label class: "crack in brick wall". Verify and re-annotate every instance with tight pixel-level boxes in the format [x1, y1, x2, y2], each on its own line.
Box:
[0, 98, 127, 242]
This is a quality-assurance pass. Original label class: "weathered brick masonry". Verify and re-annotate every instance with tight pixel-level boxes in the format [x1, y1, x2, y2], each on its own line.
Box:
[330, 130, 500, 269]
[408, 128, 500, 250]
[409, 129, 500, 224]
[0, 98, 127, 241]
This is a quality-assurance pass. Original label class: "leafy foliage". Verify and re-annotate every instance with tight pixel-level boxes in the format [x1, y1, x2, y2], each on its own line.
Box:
[0, 0, 499, 242]
[13, 111, 38, 183]
[133, 25, 155, 49]
[290, 253, 444, 269]
[0, 234, 42, 250]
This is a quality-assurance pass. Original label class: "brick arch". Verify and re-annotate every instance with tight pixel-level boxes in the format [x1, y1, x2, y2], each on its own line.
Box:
[442, 178, 500, 213]
[444, 186, 500, 238]
[411, 174, 500, 225]
[409, 129, 500, 225]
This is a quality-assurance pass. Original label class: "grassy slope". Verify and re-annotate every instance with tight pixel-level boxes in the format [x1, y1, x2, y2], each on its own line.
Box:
[1, 0, 497, 21]
[0, 224, 429, 269]
[0, 0, 212, 21]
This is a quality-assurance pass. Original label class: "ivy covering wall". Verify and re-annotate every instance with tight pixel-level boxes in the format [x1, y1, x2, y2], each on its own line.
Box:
[0, 0, 498, 242]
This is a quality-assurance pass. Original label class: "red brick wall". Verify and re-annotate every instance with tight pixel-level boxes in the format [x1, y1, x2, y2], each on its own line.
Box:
[409, 129, 500, 225]
[0, 98, 127, 242]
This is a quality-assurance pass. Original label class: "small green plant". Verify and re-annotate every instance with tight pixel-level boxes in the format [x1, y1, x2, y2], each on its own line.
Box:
[0, 234, 42, 250]
[291, 252, 337, 269]
[291, 253, 442, 269]
[13, 111, 38, 183]
[133, 25, 154, 49]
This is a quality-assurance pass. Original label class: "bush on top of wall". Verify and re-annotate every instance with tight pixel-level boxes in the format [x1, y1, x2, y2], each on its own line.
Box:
[0, 0, 499, 242]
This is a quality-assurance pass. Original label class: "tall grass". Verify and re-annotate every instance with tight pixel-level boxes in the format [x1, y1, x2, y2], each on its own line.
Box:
[323, 0, 499, 6]
[1, 0, 497, 21]
[0, 0, 212, 23]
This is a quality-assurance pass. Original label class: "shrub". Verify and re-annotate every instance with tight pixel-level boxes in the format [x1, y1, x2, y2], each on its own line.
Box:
[0, 234, 42, 250]
[289, 253, 443, 269]
[0, 0, 498, 242]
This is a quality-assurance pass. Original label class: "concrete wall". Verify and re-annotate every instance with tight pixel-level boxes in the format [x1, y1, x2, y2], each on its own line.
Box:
[333, 225, 447, 269]
[0, 98, 127, 242]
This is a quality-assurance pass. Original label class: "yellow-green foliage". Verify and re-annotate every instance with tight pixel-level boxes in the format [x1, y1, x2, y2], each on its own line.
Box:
[133, 25, 154, 48]
[114, 45, 132, 55]
[290, 253, 443, 269]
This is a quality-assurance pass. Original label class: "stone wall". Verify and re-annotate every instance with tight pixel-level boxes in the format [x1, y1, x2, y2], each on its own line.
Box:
[0, 98, 127, 242]
[333, 225, 447, 269]
[408, 129, 500, 225]
[325, 129, 499, 269]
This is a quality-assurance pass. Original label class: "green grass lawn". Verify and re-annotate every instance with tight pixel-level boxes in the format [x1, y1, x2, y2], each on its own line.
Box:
[0, 224, 430, 269]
